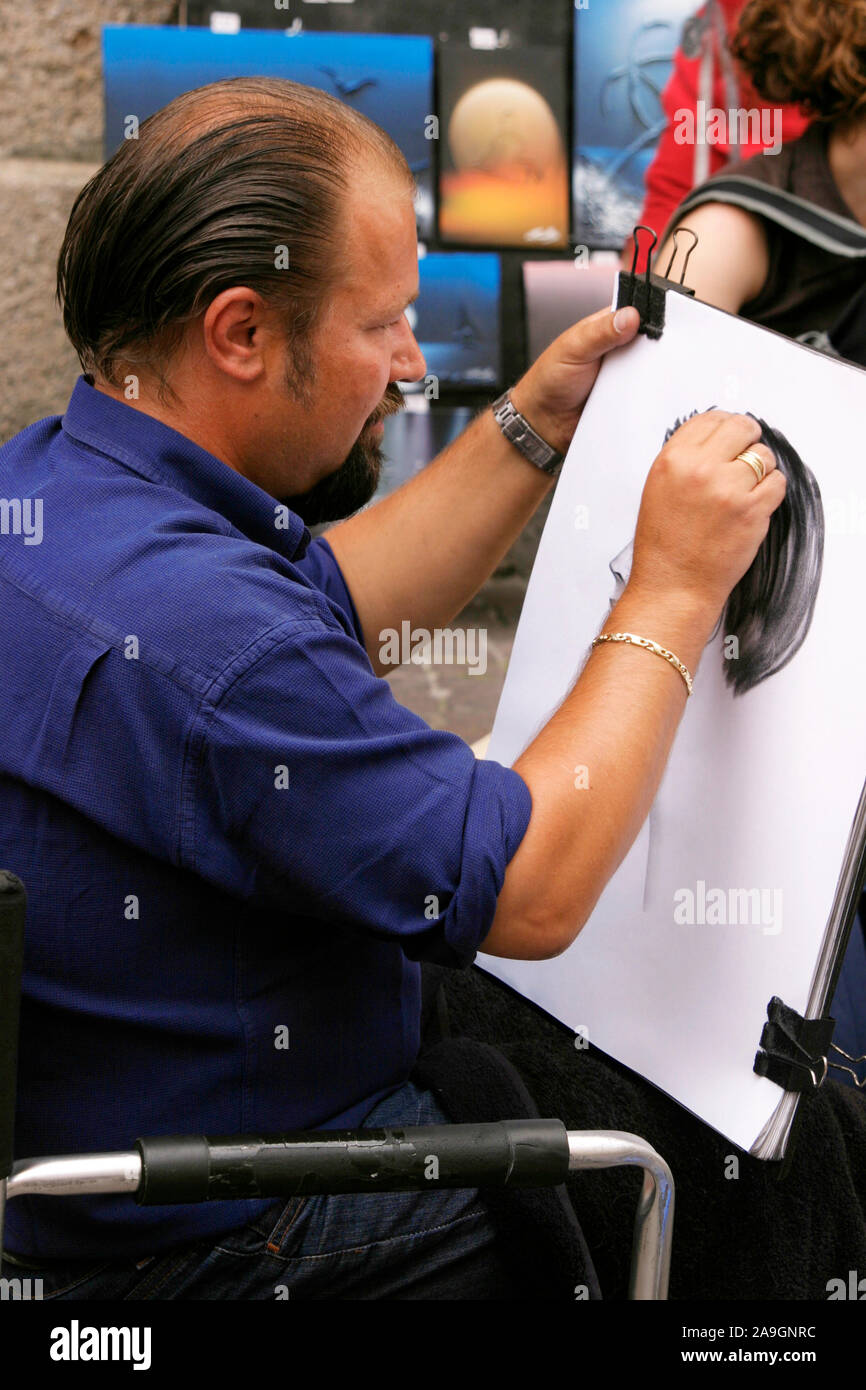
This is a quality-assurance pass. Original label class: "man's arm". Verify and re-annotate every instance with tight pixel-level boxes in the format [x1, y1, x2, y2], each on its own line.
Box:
[484, 582, 717, 960]
[326, 307, 640, 676]
[484, 409, 786, 960]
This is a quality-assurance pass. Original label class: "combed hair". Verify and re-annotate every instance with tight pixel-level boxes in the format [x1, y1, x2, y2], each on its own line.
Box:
[56, 77, 415, 397]
[732, 0, 866, 125]
[664, 410, 824, 695]
[723, 415, 824, 694]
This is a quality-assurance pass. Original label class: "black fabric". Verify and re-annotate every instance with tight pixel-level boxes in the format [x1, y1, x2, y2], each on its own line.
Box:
[442, 966, 866, 1301]
[828, 281, 866, 369]
[412, 1034, 601, 1301]
[676, 176, 866, 256]
[664, 124, 866, 345]
[672, 174, 866, 368]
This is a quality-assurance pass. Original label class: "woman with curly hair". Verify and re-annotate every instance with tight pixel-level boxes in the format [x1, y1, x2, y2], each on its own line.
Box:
[655, 0, 866, 344]
[628, 0, 809, 271]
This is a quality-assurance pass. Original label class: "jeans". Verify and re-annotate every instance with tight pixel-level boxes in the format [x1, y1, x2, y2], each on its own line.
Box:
[1, 1081, 519, 1300]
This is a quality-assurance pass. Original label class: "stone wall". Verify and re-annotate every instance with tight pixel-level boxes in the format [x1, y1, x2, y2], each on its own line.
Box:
[0, 0, 176, 443]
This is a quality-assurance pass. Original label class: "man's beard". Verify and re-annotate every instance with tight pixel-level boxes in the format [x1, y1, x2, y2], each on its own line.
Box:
[284, 383, 405, 526]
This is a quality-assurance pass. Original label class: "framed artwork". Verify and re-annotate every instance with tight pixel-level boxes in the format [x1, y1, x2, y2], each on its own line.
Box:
[438, 45, 570, 249]
[522, 257, 619, 360]
[103, 25, 436, 238]
[573, 0, 696, 248]
[408, 252, 502, 390]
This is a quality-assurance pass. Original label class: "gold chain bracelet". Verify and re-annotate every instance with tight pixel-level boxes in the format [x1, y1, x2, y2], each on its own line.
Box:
[590, 631, 693, 697]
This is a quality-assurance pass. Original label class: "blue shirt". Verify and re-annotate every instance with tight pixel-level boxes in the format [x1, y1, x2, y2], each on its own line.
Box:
[0, 377, 532, 1258]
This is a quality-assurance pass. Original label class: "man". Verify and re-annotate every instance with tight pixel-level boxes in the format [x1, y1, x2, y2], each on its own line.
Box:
[0, 77, 782, 1299]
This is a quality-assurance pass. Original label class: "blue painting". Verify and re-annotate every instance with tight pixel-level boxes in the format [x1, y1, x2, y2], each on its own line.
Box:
[574, 0, 696, 248]
[103, 25, 435, 237]
[411, 253, 501, 390]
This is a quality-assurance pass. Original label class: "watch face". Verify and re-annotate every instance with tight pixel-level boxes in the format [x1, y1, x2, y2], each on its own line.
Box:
[493, 395, 561, 473]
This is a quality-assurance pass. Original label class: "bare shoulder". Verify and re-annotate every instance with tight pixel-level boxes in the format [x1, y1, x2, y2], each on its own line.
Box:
[656, 201, 770, 314]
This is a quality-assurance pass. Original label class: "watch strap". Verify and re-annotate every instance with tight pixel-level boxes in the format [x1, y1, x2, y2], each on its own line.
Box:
[491, 392, 564, 476]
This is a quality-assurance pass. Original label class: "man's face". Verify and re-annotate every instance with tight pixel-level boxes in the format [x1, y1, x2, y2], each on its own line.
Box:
[269, 161, 426, 524]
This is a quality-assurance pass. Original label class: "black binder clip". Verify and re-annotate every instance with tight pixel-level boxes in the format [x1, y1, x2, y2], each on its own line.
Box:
[617, 225, 699, 341]
[754, 996, 866, 1093]
[754, 997, 835, 1095]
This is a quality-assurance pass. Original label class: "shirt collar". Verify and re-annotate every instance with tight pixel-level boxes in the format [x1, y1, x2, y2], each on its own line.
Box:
[62, 375, 312, 563]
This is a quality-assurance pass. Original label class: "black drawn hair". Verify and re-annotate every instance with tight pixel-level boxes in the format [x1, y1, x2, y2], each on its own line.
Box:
[663, 410, 824, 695]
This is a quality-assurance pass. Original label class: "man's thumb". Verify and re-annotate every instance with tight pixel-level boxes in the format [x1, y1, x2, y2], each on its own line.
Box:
[562, 304, 640, 363]
[612, 305, 640, 337]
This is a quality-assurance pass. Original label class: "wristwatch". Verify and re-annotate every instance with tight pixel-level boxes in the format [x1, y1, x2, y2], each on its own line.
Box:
[491, 391, 564, 477]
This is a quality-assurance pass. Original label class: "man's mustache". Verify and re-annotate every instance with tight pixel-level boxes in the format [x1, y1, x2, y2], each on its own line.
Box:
[365, 384, 406, 429]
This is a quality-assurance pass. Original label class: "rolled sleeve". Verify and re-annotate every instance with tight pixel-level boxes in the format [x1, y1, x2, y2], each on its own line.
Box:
[186, 616, 532, 967]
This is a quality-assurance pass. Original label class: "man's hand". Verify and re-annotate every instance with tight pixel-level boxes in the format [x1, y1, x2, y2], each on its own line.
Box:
[628, 409, 785, 619]
[486, 409, 787, 961]
[510, 305, 641, 457]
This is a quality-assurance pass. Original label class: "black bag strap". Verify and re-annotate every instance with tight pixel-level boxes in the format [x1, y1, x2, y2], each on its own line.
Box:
[674, 175, 866, 258]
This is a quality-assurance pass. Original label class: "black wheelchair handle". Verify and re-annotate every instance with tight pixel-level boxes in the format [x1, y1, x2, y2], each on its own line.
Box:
[135, 1119, 571, 1205]
[0, 871, 26, 1182]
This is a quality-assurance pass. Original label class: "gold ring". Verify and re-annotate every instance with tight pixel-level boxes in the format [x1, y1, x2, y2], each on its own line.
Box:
[736, 449, 765, 484]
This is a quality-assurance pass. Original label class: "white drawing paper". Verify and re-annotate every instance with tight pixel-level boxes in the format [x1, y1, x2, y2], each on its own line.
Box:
[484, 288, 866, 1154]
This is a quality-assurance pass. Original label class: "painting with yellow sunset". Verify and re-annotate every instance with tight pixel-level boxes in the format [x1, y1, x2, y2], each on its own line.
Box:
[438, 47, 570, 249]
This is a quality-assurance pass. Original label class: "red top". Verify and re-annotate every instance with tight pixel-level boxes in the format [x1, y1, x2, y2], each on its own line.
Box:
[627, 0, 809, 268]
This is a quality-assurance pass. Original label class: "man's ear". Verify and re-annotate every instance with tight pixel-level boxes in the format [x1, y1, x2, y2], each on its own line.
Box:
[202, 287, 269, 383]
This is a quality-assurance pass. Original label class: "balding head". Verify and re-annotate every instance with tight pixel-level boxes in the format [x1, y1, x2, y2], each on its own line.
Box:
[55, 77, 425, 523]
[57, 77, 416, 397]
